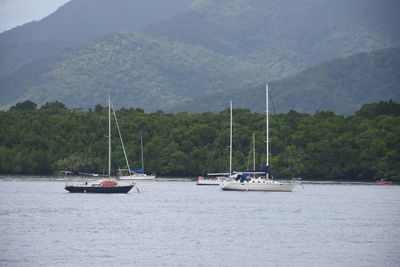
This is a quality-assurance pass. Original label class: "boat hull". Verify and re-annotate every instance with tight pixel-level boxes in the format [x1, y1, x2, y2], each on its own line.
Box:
[119, 174, 156, 180]
[196, 179, 221, 186]
[65, 185, 134, 193]
[220, 180, 295, 192]
[377, 181, 393, 184]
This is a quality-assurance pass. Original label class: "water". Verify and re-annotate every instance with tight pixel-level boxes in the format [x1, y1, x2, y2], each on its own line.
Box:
[0, 178, 399, 267]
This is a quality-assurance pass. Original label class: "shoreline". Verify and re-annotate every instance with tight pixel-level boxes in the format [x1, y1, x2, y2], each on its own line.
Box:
[0, 174, 396, 184]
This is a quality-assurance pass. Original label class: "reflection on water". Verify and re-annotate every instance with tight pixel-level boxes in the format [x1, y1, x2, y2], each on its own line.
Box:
[0, 178, 399, 266]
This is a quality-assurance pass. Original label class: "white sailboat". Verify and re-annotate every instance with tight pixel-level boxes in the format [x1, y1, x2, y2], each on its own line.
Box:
[220, 84, 296, 192]
[119, 133, 156, 180]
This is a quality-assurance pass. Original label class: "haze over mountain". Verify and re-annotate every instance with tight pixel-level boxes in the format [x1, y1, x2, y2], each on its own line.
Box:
[177, 47, 400, 115]
[0, 0, 196, 76]
[1, 0, 399, 114]
[146, 0, 400, 73]
[0, 0, 69, 33]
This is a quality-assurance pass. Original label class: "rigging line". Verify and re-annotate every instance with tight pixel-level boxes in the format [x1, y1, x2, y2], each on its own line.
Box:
[237, 110, 258, 171]
[79, 117, 103, 173]
[230, 107, 247, 173]
[246, 142, 252, 171]
[231, 132, 251, 171]
[140, 132, 144, 170]
[205, 110, 228, 174]
[245, 131, 259, 171]
[204, 123, 222, 174]
[111, 101, 131, 172]
[269, 89, 302, 179]
[234, 135, 250, 169]
[230, 110, 253, 171]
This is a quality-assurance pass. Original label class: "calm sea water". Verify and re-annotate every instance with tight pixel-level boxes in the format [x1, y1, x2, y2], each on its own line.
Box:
[0, 177, 399, 267]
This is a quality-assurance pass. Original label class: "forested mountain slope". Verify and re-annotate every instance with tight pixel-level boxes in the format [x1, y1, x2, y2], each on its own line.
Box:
[146, 0, 400, 78]
[0, 32, 262, 111]
[0, 0, 196, 76]
[177, 47, 400, 114]
[1, 0, 399, 113]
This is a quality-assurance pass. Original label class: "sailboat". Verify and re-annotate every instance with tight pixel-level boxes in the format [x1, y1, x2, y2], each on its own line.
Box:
[119, 133, 156, 180]
[65, 97, 136, 193]
[220, 84, 296, 192]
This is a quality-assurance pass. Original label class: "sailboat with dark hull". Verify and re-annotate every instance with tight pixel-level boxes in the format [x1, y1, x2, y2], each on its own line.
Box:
[65, 97, 136, 194]
[65, 180, 134, 193]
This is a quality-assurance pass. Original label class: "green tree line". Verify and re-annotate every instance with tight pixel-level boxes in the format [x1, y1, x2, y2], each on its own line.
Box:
[0, 100, 399, 181]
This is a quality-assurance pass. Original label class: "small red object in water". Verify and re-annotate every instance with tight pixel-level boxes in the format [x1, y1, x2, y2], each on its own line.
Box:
[377, 180, 393, 184]
[100, 180, 118, 187]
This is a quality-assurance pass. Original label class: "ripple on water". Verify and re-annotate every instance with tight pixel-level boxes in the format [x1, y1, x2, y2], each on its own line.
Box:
[0, 179, 399, 266]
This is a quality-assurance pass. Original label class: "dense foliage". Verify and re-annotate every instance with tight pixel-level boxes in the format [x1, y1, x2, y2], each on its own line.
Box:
[1, 0, 400, 114]
[1, 100, 399, 181]
[0, 32, 261, 112]
[181, 47, 400, 114]
[0, 0, 196, 77]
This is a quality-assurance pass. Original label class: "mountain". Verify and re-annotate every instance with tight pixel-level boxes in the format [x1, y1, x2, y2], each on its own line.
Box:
[0, 32, 263, 110]
[145, 0, 400, 77]
[271, 47, 400, 114]
[1, 0, 400, 112]
[179, 47, 400, 115]
[0, 0, 196, 76]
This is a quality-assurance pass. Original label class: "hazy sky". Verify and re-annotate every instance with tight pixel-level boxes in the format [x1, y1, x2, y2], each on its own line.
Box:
[0, 0, 70, 33]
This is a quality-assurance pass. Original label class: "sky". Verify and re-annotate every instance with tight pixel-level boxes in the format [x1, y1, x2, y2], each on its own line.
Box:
[0, 0, 70, 33]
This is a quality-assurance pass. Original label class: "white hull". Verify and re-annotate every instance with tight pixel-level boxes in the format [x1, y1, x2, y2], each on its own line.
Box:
[119, 174, 156, 180]
[196, 179, 222, 185]
[220, 178, 295, 192]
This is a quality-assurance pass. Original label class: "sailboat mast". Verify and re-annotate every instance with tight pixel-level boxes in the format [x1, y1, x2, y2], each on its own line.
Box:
[253, 132, 256, 171]
[266, 84, 269, 179]
[141, 133, 144, 170]
[108, 96, 112, 177]
[229, 100, 233, 176]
